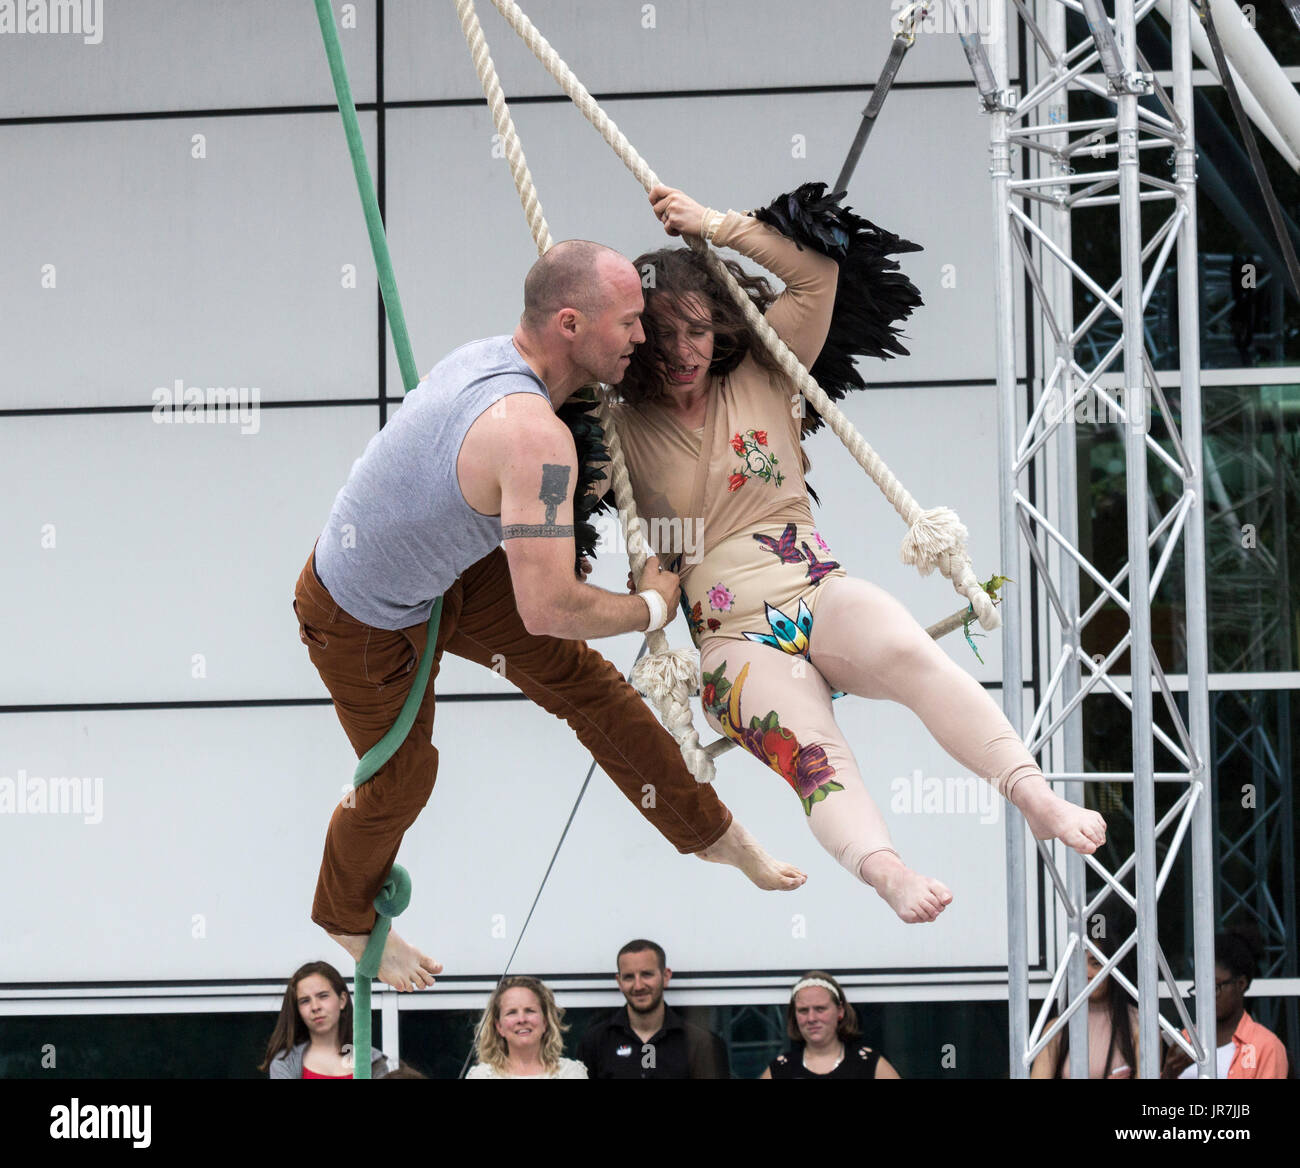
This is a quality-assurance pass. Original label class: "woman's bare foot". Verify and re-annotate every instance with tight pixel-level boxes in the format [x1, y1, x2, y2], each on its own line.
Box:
[697, 819, 806, 890]
[327, 928, 443, 992]
[860, 851, 952, 923]
[1010, 778, 1107, 854]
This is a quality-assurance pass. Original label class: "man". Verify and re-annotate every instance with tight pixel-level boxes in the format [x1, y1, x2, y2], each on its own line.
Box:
[579, 939, 730, 1078]
[293, 239, 806, 992]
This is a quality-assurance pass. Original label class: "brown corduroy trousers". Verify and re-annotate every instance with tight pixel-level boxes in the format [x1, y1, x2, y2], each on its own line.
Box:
[293, 545, 732, 935]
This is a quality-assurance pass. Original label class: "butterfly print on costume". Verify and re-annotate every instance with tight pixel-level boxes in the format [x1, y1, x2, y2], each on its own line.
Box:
[753, 524, 841, 586]
[800, 541, 841, 586]
[752, 523, 804, 564]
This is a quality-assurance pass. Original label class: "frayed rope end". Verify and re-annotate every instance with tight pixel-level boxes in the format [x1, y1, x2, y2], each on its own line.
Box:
[631, 648, 701, 702]
[899, 507, 970, 575]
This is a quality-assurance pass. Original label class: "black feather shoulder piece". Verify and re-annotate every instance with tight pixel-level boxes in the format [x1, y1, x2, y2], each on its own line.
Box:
[751, 181, 923, 438]
[557, 387, 611, 567]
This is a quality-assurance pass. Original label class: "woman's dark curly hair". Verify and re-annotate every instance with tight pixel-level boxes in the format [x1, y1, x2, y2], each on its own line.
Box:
[618, 244, 782, 406]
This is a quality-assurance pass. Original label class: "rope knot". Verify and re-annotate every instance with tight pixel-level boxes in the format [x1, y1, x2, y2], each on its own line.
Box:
[898, 506, 970, 575]
[631, 647, 702, 698]
[374, 863, 412, 919]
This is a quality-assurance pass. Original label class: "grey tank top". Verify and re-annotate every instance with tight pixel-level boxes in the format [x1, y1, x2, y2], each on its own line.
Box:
[314, 336, 550, 629]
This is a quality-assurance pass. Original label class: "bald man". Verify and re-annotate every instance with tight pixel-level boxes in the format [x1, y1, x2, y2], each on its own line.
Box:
[293, 240, 805, 992]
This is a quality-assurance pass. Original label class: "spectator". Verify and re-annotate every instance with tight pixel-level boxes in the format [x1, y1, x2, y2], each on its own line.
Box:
[762, 971, 900, 1079]
[1031, 913, 1140, 1078]
[578, 939, 730, 1078]
[261, 960, 388, 1078]
[467, 976, 587, 1079]
[1163, 926, 1289, 1079]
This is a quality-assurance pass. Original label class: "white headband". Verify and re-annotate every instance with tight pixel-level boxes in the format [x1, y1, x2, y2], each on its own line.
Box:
[791, 977, 841, 1002]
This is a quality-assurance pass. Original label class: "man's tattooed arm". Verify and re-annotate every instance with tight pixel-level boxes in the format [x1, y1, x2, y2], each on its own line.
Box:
[500, 463, 575, 539]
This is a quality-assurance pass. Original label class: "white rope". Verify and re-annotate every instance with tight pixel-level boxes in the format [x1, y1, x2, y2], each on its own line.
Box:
[455, 0, 716, 783]
[484, 0, 1000, 633]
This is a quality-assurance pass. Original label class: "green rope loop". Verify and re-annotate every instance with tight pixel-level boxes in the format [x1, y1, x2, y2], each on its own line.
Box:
[350, 864, 412, 1079]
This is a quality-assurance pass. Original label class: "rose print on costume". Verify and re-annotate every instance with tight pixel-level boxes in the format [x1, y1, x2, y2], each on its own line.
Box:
[743, 599, 815, 658]
[707, 583, 736, 612]
[683, 599, 706, 639]
[727, 428, 784, 492]
[811, 530, 831, 555]
[701, 660, 843, 815]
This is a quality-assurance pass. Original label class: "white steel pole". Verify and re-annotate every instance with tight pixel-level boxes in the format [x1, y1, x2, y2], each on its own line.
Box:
[1171, 0, 1218, 1078]
[1114, 0, 1162, 1082]
[990, 0, 1032, 1079]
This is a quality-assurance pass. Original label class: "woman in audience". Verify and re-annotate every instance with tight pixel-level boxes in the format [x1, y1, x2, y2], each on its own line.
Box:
[467, 975, 588, 1079]
[261, 960, 388, 1078]
[761, 970, 899, 1079]
[1031, 914, 1140, 1079]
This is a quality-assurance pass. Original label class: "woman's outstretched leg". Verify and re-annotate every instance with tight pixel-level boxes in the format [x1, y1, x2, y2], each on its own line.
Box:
[699, 638, 951, 922]
[808, 577, 1106, 854]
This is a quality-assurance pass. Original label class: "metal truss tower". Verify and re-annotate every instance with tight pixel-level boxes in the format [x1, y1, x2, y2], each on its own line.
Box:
[972, 0, 1217, 1077]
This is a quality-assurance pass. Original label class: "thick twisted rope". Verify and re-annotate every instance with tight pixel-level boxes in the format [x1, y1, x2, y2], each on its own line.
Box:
[455, 0, 715, 782]
[483, 0, 999, 632]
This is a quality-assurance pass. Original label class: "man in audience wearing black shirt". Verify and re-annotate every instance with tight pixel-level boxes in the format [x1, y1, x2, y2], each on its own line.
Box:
[578, 939, 730, 1078]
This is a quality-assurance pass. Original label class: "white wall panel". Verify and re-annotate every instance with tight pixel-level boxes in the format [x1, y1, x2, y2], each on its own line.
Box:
[386, 0, 1018, 98]
[2, 407, 368, 705]
[0, 114, 380, 410]
[384, 87, 1014, 396]
[805, 382, 1033, 685]
[0, 1, 1044, 996]
[0, 0, 377, 117]
[0, 407, 622, 702]
[0, 695, 1015, 984]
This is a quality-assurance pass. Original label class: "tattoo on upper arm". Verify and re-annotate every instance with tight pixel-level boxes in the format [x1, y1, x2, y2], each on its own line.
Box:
[538, 464, 569, 524]
[501, 463, 575, 540]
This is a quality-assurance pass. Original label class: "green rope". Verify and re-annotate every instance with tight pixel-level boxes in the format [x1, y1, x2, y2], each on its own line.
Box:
[313, 0, 419, 392]
[314, 0, 443, 1078]
[350, 863, 412, 1079]
[352, 598, 444, 787]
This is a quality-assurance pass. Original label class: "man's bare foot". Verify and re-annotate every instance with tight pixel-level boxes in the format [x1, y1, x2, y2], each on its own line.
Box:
[697, 819, 806, 890]
[860, 851, 952, 923]
[1010, 777, 1107, 854]
[328, 928, 443, 992]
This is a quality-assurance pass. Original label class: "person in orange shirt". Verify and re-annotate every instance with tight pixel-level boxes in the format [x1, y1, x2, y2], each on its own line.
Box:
[1162, 926, 1289, 1079]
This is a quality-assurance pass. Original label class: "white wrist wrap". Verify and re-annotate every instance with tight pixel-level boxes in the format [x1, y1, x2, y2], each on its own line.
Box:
[638, 590, 669, 632]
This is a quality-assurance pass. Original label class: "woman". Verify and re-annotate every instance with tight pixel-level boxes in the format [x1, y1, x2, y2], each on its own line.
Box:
[1162, 926, 1289, 1079]
[761, 971, 899, 1079]
[261, 960, 389, 1078]
[467, 975, 588, 1079]
[1031, 918, 1140, 1078]
[609, 183, 1107, 923]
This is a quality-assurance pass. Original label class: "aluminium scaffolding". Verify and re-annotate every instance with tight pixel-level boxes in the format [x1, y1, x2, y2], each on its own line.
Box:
[975, 0, 1217, 1077]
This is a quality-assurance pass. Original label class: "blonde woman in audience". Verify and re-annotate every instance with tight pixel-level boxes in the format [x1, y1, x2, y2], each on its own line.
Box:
[467, 975, 588, 1079]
